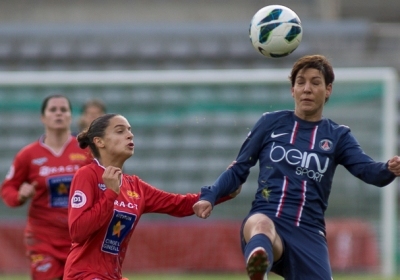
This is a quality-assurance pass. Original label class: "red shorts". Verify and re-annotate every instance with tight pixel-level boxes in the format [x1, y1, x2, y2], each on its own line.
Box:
[75, 277, 129, 280]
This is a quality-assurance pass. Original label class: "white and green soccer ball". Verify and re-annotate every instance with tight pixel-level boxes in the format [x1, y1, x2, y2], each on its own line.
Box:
[249, 5, 303, 58]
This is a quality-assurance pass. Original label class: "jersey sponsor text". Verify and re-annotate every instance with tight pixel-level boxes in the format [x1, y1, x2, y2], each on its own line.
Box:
[270, 142, 329, 182]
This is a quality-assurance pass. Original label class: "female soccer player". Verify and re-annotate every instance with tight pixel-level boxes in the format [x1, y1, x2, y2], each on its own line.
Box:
[0, 94, 92, 280]
[193, 54, 400, 280]
[77, 98, 107, 132]
[64, 113, 239, 280]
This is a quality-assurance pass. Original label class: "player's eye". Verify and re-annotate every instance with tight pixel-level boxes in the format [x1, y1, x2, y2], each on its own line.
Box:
[312, 80, 322, 86]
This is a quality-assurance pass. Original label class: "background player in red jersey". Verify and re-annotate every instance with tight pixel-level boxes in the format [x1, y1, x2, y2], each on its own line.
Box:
[0, 94, 92, 280]
[64, 113, 239, 280]
[77, 98, 107, 132]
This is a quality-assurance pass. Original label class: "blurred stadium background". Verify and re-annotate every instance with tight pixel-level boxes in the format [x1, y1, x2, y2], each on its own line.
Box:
[1, 0, 400, 278]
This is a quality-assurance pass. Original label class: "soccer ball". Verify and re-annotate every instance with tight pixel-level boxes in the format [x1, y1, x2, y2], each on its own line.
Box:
[249, 5, 303, 58]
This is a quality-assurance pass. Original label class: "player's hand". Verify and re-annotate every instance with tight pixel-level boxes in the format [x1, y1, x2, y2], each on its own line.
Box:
[193, 200, 213, 219]
[102, 166, 122, 195]
[18, 181, 36, 203]
[388, 156, 400, 176]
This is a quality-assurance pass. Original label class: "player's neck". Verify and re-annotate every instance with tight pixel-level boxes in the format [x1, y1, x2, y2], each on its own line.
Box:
[294, 110, 322, 122]
[43, 131, 71, 152]
[98, 156, 124, 170]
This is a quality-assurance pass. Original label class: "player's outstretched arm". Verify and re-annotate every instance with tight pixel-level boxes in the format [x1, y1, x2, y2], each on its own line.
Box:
[194, 184, 241, 219]
[225, 160, 243, 198]
[194, 160, 243, 219]
[388, 156, 400, 176]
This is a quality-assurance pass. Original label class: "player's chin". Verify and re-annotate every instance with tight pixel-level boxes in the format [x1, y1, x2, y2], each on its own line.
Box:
[300, 104, 317, 112]
[121, 148, 134, 158]
[51, 125, 69, 131]
[300, 100, 315, 106]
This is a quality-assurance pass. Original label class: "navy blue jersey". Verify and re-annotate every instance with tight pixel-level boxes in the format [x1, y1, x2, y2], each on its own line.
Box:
[200, 110, 395, 232]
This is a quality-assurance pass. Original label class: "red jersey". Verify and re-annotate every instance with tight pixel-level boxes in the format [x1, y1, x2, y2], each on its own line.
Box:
[0, 135, 92, 259]
[64, 160, 201, 280]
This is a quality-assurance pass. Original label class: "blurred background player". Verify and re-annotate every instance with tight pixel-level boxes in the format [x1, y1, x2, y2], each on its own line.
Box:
[193, 54, 400, 280]
[77, 98, 107, 132]
[0, 94, 92, 280]
[64, 113, 239, 280]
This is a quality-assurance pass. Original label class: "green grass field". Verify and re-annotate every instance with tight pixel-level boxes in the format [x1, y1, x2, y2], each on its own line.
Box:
[1, 274, 400, 280]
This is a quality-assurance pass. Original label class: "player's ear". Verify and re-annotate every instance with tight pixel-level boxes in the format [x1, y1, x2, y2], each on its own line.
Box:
[93, 136, 105, 148]
[291, 87, 295, 98]
[325, 83, 333, 99]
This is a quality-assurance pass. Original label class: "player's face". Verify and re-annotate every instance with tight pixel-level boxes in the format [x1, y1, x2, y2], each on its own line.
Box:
[82, 105, 104, 129]
[41, 97, 72, 131]
[291, 68, 332, 121]
[102, 115, 134, 159]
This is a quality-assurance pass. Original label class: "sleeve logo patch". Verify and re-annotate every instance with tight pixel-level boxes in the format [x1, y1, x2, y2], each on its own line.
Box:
[71, 190, 87, 208]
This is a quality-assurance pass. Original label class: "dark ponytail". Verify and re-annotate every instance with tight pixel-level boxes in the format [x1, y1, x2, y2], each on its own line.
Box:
[77, 130, 91, 149]
[76, 113, 118, 159]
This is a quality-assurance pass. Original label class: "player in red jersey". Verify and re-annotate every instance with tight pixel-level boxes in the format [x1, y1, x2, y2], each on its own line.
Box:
[1, 94, 92, 280]
[64, 113, 240, 280]
[77, 98, 107, 132]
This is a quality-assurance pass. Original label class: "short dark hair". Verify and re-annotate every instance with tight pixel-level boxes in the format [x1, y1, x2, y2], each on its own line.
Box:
[76, 113, 118, 159]
[289, 55, 335, 103]
[41, 94, 72, 115]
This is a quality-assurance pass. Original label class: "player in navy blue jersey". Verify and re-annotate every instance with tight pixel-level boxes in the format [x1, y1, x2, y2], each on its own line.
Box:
[193, 54, 400, 280]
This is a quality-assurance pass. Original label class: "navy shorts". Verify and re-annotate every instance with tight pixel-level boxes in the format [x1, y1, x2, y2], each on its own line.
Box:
[240, 215, 332, 280]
